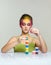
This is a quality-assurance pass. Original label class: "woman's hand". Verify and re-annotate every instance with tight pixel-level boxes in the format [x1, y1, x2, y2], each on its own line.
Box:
[18, 36, 26, 44]
[30, 28, 40, 36]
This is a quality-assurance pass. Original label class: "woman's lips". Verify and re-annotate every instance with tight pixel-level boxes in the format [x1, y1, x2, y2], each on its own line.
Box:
[25, 28, 28, 31]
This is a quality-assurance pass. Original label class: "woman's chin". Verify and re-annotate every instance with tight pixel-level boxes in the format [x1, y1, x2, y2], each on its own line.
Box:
[24, 31, 29, 34]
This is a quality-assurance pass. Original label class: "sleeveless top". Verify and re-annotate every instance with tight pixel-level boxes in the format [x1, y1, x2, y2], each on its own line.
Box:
[14, 42, 35, 52]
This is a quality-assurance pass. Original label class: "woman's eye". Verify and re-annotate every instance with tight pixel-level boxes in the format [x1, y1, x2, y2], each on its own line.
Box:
[21, 23, 31, 26]
[21, 23, 26, 26]
[27, 23, 31, 26]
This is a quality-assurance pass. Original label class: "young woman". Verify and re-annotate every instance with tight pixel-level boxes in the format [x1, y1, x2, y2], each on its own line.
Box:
[1, 14, 47, 53]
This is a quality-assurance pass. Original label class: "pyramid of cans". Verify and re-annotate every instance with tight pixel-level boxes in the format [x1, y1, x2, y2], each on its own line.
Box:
[25, 37, 29, 54]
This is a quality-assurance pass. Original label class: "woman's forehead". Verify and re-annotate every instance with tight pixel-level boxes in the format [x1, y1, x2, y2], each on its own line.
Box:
[22, 18, 31, 23]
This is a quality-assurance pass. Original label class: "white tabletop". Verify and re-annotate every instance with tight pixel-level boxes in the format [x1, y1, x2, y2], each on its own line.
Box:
[0, 52, 51, 65]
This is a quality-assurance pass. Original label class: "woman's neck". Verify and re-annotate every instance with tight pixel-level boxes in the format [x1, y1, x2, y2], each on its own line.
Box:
[21, 31, 30, 36]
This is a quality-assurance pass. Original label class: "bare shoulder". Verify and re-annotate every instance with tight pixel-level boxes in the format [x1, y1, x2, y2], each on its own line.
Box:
[31, 37, 36, 43]
[8, 36, 20, 43]
[29, 35, 36, 43]
[30, 36, 39, 43]
[32, 37, 38, 41]
[32, 36, 40, 47]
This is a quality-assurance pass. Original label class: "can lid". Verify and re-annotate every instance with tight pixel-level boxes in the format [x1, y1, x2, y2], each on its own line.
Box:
[32, 51, 36, 53]
[21, 37, 26, 40]
[35, 47, 39, 49]
[32, 51, 36, 54]
[26, 37, 28, 40]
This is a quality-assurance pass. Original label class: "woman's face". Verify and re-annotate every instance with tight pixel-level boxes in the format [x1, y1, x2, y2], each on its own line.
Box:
[21, 18, 32, 34]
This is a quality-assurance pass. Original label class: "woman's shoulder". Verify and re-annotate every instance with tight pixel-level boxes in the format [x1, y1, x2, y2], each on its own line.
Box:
[29, 35, 35, 40]
[29, 36, 36, 43]
[10, 36, 20, 41]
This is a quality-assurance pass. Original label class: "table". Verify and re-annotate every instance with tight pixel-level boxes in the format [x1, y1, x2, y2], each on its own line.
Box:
[0, 52, 51, 65]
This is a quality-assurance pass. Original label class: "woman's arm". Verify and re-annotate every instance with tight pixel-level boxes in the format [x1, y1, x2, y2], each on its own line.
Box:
[34, 35, 47, 53]
[1, 36, 18, 53]
[30, 28, 47, 53]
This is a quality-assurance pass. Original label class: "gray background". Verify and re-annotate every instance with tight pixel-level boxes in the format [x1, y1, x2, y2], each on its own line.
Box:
[0, 0, 51, 52]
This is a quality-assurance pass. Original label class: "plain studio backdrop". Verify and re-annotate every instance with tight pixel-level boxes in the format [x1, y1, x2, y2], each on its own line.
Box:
[0, 0, 51, 52]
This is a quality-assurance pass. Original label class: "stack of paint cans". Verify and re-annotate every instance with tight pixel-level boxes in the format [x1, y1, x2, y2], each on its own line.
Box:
[25, 37, 29, 54]
[35, 47, 39, 54]
[32, 47, 39, 54]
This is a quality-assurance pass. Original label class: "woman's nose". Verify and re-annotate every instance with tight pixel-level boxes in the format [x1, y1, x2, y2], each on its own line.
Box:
[25, 24, 28, 27]
[25, 24, 27, 26]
